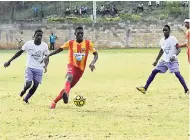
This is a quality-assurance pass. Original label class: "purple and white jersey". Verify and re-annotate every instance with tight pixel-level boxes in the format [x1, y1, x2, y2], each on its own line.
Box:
[159, 36, 178, 62]
[22, 40, 49, 70]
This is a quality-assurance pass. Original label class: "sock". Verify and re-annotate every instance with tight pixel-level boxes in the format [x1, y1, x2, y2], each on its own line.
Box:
[175, 72, 188, 91]
[144, 69, 160, 90]
[65, 81, 71, 95]
[54, 89, 65, 103]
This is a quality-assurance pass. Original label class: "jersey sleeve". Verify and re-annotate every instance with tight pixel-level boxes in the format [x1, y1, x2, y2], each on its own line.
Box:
[89, 41, 96, 53]
[60, 41, 69, 49]
[21, 41, 28, 51]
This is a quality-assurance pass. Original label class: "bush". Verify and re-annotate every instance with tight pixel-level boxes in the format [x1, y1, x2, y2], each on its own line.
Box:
[97, 17, 121, 23]
[48, 17, 93, 24]
[48, 16, 122, 24]
[165, 1, 181, 8]
[156, 14, 168, 20]
[120, 13, 141, 22]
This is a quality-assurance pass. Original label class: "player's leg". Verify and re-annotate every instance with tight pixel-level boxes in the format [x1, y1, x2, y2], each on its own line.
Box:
[23, 80, 39, 103]
[50, 88, 65, 109]
[20, 67, 33, 97]
[50, 43, 53, 50]
[50, 77, 72, 108]
[20, 81, 32, 97]
[70, 67, 84, 88]
[175, 72, 189, 93]
[51, 74, 73, 107]
[136, 60, 167, 94]
[23, 68, 43, 103]
[136, 69, 160, 93]
[50, 65, 84, 109]
[62, 66, 84, 103]
[52, 42, 55, 50]
[169, 61, 189, 93]
[50, 64, 74, 108]
[62, 73, 73, 104]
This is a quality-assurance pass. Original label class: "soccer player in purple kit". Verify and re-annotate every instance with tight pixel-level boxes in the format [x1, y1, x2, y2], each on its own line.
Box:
[136, 25, 189, 94]
[4, 30, 49, 103]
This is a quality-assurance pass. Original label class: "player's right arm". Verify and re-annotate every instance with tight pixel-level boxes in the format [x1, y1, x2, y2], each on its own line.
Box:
[4, 49, 24, 68]
[47, 48, 63, 57]
[44, 41, 69, 60]
[152, 49, 163, 66]
[178, 30, 190, 48]
[4, 41, 28, 68]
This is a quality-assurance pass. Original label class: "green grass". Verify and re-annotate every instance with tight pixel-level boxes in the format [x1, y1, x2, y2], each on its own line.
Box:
[0, 49, 189, 140]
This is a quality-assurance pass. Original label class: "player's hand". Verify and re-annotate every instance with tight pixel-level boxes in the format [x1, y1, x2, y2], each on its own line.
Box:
[44, 66, 47, 73]
[41, 56, 49, 64]
[4, 61, 11, 68]
[152, 61, 158, 67]
[89, 63, 95, 72]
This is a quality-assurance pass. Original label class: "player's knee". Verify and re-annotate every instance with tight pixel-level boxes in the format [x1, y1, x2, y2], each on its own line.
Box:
[33, 80, 39, 88]
[174, 71, 180, 77]
[26, 81, 32, 88]
[152, 69, 159, 75]
[66, 74, 73, 82]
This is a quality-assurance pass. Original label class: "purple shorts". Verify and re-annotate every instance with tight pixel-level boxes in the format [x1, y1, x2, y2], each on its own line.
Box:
[156, 60, 179, 73]
[25, 67, 43, 83]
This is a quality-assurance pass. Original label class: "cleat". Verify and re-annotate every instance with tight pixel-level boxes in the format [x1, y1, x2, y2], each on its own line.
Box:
[49, 101, 56, 109]
[185, 89, 189, 95]
[136, 86, 146, 94]
[23, 99, 29, 104]
[62, 92, 68, 104]
[20, 91, 25, 97]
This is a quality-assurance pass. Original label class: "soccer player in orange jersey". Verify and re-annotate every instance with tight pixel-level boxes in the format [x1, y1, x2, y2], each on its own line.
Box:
[43, 26, 98, 109]
[178, 19, 190, 63]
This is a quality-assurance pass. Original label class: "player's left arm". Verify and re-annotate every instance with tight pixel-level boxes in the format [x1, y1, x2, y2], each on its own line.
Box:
[170, 39, 181, 62]
[176, 43, 181, 56]
[89, 52, 98, 72]
[43, 46, 49, 73]
[89, 41, 98, 72]
[43, 55, 49, 73]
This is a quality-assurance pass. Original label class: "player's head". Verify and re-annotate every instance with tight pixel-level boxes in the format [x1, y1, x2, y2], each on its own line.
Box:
[74, 26, 84, 42]
[184, 18, 190, 29]
[34, 29, 43, 42]
[163, 25, 170, 38]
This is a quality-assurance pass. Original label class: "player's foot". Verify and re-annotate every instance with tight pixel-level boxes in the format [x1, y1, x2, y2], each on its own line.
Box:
[136, 86, 146, 94]
[20, 91, 25, 97]
[62, 92, 68, 104]
[23, 99, 29, 104]
[185, 89, 189, 95]
[49, 101, 56, 109]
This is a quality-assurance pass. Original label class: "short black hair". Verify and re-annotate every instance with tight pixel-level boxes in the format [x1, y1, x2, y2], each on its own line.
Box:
[75, 26, 83, 31]
[34, 29, 43, 36]
[164, 25, 170, 31]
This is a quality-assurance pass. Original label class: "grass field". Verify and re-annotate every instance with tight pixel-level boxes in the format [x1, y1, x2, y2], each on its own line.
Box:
[0, 49, 189, 140]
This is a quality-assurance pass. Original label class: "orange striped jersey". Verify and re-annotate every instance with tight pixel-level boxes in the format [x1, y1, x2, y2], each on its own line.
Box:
[186, 29, 190, 63]
[186, 29, 190, 47]
[60, 40, 96, 71]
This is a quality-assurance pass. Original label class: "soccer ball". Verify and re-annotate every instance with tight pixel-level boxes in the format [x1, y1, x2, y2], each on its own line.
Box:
[73, 95, 86, 107]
